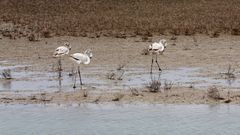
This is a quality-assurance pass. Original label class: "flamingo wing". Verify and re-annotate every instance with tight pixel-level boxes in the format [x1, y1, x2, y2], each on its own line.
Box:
[70, 53, 89, 64]
[54, 46, 69, 57]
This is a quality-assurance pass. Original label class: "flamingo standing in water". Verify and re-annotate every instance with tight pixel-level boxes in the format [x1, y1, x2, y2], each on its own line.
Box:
[148, 39, 167, 74]
[69, 49, 93, 88]
[53, 41, 71, 71]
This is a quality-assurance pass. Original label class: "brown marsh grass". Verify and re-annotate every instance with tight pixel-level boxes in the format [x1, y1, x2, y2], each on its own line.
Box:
[1, 0, 240, 37]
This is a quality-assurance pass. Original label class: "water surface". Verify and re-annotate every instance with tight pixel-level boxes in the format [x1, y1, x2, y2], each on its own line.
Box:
[0, 104, 240, 135]
[1, 61, 240, 92]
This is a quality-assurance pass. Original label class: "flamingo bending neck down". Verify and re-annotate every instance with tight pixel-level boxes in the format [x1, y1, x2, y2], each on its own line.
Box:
[69, 49, 93, 89]
[148, 39, 167, 74]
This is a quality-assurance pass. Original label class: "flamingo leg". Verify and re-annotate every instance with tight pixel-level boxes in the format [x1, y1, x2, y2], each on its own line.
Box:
[78, 66, 83, 86]
[58, 58, 62, 78]
[150, 55, 154, 74]
[73, 67, 77, 89]
[58, 76, 62, 91]
[155, 54, 162, 72]
[58, 57, 62, 72]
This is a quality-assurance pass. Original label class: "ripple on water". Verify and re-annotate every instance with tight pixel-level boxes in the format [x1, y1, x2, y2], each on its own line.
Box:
[0, 104, 240, 135]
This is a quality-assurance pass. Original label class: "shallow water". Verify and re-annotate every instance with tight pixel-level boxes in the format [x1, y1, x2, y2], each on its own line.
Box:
[0, 62, 240, 91]
[0, 104, 240, 135]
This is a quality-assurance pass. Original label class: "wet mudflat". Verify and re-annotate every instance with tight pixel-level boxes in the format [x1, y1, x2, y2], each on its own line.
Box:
[0, 35, 240, 104]
[0, 62, 239, 92]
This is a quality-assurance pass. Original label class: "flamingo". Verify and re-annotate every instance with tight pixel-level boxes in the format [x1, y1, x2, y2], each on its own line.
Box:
[53, 41, 71, 71]
[148, 39, 167, 74]
[69, 49, 93, 88]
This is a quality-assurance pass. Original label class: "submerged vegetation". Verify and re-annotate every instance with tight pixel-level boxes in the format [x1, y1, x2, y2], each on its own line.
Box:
[1, 0, 240, 39]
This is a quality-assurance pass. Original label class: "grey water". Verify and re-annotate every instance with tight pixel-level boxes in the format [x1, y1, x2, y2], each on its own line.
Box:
[0, 104, 240, 135]
[1, 62, 240, 92]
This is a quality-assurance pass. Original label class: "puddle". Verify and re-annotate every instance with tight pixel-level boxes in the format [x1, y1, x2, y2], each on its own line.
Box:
[0, 61, 240, 92]
[0, 104, 240, 135]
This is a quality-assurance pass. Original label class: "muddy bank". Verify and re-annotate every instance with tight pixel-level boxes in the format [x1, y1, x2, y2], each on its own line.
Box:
[0, 87, 240, 105]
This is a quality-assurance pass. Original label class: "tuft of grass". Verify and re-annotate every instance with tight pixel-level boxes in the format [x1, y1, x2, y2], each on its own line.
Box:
[112, 93, 124, 101]
[92, 96, 101, 104]
[163, 80, 173, 91]
[207, 86, 224, 100]
[1, 69, 12, 79]
[83, 90, 88, 97]
[219, 65, 236, 86]
[107, 72, 116, 80]
[130, 88, 142, 96]
[107, 65, 125, 80]
[116, 64, 125, 71]
[147, 80, 161, 93]
[225, 65, 236, 79]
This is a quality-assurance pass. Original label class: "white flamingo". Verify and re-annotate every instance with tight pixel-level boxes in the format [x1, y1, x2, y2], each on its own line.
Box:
[148, 39, 167, 73]
[69, 49, 93, 88]
[53, 41, 71, 71]
[53, 41, 71, 57]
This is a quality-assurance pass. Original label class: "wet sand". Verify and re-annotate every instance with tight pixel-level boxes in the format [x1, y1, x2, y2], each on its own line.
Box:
[0, 87, 240, 104]
[1, 35, 240, 104]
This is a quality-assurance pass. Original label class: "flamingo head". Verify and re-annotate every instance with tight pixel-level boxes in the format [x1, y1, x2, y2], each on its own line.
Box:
[64, 41, 71, 50]
[84, 49, 93, 59]
[160, 39, 167, 48]
[148, 44, 153, 52]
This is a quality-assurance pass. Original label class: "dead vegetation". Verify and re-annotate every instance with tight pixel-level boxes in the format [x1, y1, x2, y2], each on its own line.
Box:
[107, 70, 125, 80]
[112, 93, 124, 101]
[163, 80, 173, 91]
[207, 86, 224, 100]
[1, 69, 12, 79]
[1, 0, 240, 39]
[225, 65, 236, 79]
[218, 65, 236, 86]
[107, 64, 125, 80]
[130, 88, 143, 97]
[116, 64, 125, 71]
[147, 80, 161, 93]
[83, 90, 88, 97]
